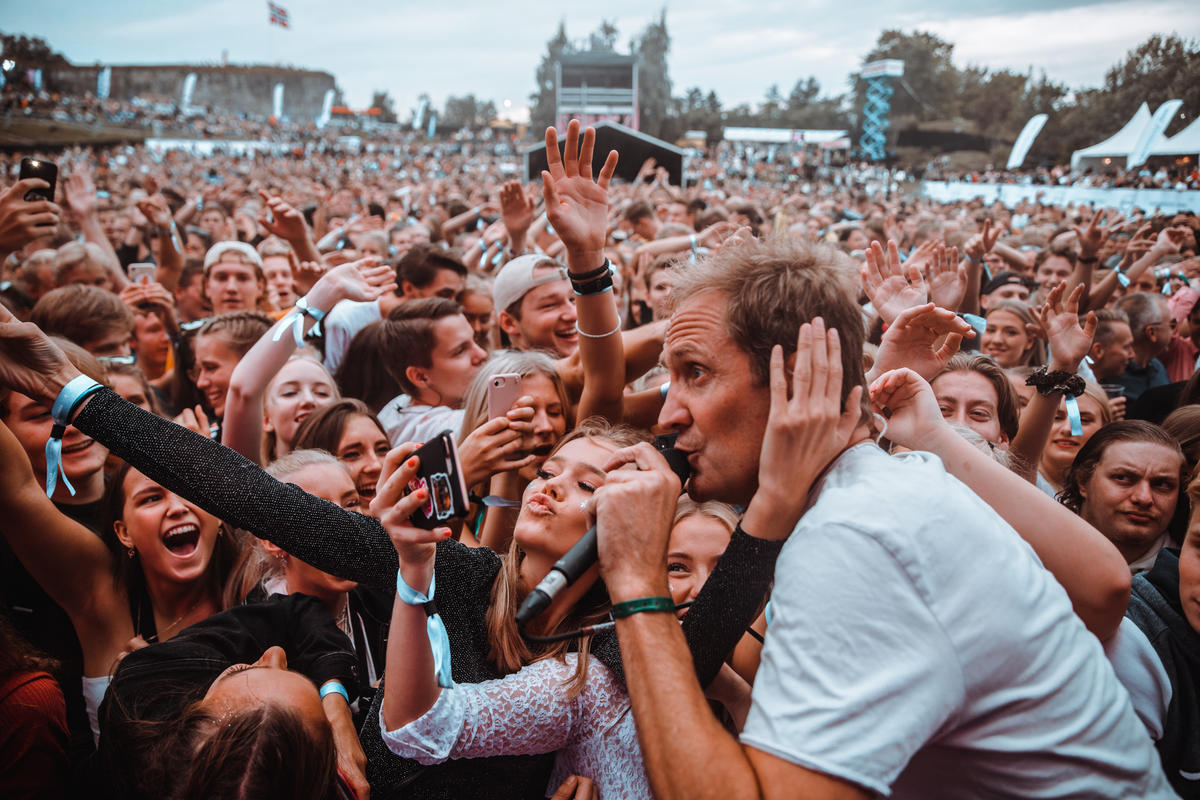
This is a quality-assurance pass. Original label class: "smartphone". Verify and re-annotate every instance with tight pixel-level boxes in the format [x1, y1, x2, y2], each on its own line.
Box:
[19, 158, 57, 202]
[487, 373, 523, 420]
[406, 431, 469, 529]
[128, 263, 156, 284]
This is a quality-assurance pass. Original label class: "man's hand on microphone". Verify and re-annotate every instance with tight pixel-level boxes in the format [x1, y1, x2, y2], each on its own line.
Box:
[588, 443, 681, 602]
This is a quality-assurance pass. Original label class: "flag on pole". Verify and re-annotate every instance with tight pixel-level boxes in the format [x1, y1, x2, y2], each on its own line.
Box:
[268, 2, 290, 28]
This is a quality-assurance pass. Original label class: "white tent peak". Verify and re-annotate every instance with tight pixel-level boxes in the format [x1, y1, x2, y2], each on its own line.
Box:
[1070, 103, 1152, 169]
[1152, 114, 1200, 157]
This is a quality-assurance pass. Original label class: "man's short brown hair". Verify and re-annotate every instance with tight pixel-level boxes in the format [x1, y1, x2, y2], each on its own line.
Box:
[668, 236, 869, 421]
[380, 298, 462, 396]
[31, 285, 135, 347]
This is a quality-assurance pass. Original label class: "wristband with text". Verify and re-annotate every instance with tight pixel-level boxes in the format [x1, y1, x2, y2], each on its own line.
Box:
[46, 376, 105, 497]
[611, 596, 676, 619]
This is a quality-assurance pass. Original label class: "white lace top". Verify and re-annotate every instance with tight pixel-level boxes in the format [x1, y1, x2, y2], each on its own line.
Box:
[379, 653, 650, 799]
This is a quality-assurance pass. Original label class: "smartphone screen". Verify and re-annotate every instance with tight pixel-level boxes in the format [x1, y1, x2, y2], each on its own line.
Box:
[128, 263, 156, 284]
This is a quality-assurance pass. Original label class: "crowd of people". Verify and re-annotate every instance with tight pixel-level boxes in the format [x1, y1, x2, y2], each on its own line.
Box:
[0, 112, 1199, 800]
[923, 160, 1200, 191]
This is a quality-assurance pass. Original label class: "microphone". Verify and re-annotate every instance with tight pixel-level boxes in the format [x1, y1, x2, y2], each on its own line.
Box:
[515, 434, 691, 627]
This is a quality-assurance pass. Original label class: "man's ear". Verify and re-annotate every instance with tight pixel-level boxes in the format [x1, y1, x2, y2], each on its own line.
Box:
[497, 310, 520, 337]
[400, 280, 417, 298]
[405, 365, 427, 390]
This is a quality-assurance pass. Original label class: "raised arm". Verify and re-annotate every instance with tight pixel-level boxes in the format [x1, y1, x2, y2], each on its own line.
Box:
[62, 170, 127, 290]
[257, 189, 324, 267]
[222, 257, 394, 463]
[0, 419, 130, 668]
[870, 367, 1129, 640]
[0, 304, 398, 590]
[135, 195, 184, 292]
[0, 179, 62, 265]
[1009, 282, 1097, 484]
[543, 121, 625, 424]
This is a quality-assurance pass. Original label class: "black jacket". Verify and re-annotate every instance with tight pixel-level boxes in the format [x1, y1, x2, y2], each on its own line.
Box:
[97, 593, 357, 799]
[1126, 548, 1200, 798]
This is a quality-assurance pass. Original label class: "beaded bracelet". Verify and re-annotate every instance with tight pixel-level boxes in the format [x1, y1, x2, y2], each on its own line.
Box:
[569, 259, 614, 296]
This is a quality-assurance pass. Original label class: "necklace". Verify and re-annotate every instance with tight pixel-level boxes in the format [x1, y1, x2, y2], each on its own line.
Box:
[145, 595, 207, 644]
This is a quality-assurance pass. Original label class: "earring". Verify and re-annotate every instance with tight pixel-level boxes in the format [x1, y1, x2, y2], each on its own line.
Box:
[127, 547, 137, 559]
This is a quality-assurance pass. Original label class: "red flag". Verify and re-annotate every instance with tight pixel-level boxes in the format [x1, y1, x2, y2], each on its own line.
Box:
[268, 2, 290, 28]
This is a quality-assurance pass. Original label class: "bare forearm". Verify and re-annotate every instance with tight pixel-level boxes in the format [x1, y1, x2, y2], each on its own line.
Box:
[155, 230, 184, 292]
[1009, 390, 1057, 484]
[616, 609, 762, 800]
[381, 561, 441, 730]
[569, 248, 624, 423]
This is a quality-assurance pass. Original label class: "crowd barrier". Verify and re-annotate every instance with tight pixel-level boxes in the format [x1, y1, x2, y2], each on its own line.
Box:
[144, 138, 290, 156]
[920, 181, 1200, 215]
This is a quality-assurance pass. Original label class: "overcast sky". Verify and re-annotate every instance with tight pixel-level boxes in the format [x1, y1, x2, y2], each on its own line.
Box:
[3, 0, 1196, 122]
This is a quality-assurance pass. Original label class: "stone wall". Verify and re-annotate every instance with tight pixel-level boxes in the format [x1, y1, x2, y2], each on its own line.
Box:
[45, 64, 337, 122]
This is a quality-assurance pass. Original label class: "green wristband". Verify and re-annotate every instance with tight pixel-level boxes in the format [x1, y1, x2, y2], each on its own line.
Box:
[611, 596, 676, 619]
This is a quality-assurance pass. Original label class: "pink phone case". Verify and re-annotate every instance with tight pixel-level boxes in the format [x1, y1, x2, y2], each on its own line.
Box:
[487, 373, 522, 420]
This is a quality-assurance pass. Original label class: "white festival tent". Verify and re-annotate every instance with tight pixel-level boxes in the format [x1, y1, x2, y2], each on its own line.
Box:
[1152, 115, 1200, 159]
[1070, 103, 1153, 170]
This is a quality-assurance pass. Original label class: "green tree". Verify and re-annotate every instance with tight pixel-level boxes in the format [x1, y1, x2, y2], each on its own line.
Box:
[442, 94, 497, 131]
[529, 21, 571, 133]
[589, 20, 619, 52]
[854, 30, 960, 123]
[634, 9, 671, 138]
[370, 90, 397, 124]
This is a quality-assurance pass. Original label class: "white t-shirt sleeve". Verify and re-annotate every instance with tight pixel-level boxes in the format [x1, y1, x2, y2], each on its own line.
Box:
[1103, 616, 1171, 741]
[322, 300, 380, 375]
[740, 522, 964, 796]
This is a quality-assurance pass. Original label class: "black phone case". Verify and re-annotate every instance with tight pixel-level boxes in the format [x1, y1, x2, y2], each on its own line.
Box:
[406, 431, 469, 529]
[19, 158, 57, 202]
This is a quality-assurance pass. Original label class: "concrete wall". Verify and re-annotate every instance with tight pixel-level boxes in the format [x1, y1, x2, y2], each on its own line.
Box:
[46, 64, 337, 122]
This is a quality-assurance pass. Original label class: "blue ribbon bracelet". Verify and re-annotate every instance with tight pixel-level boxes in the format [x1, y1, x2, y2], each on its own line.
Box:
[396, 568, 454, 688]
[46, 375, 104, 497]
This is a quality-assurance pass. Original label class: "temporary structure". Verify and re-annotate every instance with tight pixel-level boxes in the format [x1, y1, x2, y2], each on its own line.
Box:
[1151, 115, 1200, 159]
[1070, 103, 1153, 170]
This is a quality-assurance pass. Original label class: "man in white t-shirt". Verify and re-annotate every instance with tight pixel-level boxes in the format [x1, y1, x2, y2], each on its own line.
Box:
[375, 297, 486, 446]
[323, 244, 466, 375]
[591, 237, 1173, 798]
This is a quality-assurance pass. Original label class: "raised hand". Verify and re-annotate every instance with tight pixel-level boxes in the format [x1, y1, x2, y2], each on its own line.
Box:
[1071, 209, 1119, 261]
[63, 170, 99, 219]
[1035, 282, 1097, 371]
[926, 244, 966, 312]
[748, 317, 864, 531]
[499, 180, 535, 246]
[257, 189, 311, 244]
[698, 219, 739, 249]
[868, 368, 945, 449]
[135, 194, 173, 231]
[862, 240, 927, 326]
[314, 257, 397, 304]
[0, 305, 80, 405]
[456, 401, 538, 487]
[0, 179, 61, 252]
[964, 219, 1001, 262]
[541, 120, 618, 265]
[870, 303, 974, 382]
[371, 444, 452, 575]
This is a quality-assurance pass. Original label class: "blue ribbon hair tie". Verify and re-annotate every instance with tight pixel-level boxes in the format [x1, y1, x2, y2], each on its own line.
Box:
[45, 375, 105, 497]
[396, 569, 454, 688]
